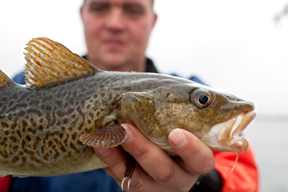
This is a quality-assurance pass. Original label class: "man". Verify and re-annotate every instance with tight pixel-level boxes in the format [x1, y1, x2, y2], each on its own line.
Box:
[8, 0, 258, 191]
[80, 1, 258, 191]
[80, 0, 216, 191]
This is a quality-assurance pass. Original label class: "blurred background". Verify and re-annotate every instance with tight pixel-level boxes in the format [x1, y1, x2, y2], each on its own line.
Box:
[0, 0, 287, 191]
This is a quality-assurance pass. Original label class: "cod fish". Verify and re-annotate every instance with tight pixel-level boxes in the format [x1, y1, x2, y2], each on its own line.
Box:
[0, 37, 255, 186]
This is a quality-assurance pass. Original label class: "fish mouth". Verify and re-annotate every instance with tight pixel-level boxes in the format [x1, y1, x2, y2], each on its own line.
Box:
[207, 110, 256, 152]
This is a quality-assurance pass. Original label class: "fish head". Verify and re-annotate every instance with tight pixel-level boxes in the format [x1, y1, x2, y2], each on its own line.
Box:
[184, 85, 256, 152]
[121, 80, 255, 155]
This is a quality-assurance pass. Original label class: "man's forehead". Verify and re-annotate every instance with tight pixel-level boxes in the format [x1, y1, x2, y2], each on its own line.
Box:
[85, 0, 151, 5]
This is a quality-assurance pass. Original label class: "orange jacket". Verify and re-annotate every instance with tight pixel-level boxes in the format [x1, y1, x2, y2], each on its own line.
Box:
[214, 147, 259, 192]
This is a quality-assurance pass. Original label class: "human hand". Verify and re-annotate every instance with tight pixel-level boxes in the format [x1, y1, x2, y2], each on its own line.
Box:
[94, 124, 215, 192]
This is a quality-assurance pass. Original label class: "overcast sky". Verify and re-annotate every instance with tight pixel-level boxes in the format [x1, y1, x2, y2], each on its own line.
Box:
[0, 0, 288, 117]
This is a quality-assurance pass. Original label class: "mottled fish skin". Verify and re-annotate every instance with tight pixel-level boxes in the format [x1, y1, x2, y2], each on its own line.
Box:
[0, 37, 256, 178]
[0, 70, 195, 177]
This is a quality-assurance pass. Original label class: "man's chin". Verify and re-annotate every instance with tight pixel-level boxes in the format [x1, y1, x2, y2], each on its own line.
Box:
[101, 56, 129, 71]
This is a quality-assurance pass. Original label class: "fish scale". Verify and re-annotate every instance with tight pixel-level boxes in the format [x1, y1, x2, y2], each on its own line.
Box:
[0, 37, 255, 184]
[0, 70, 180, 177]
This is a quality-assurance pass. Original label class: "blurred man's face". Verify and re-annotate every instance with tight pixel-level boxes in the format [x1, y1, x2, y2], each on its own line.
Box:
[81, 0, 157, 72]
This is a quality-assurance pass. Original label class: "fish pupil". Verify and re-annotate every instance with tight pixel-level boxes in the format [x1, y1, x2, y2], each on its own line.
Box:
[199, 95, 208, 104]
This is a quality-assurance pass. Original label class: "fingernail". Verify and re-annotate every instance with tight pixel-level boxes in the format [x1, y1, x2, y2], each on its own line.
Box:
[94, 147, 110, 156]
[122, 124, 133, 144]
[169, 129, 187, 147]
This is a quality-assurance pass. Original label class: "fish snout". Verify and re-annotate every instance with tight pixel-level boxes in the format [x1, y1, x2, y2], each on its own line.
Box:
[222, 93, 255, 113]
[207, 110, 256, 152]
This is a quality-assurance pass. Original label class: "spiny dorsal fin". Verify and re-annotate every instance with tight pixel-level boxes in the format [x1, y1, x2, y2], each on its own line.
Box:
[0, 70, 14, 89]
[24, 37, 99, 89]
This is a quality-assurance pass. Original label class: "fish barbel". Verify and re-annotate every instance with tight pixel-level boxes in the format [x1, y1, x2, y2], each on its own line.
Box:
[0, 37, 256, 180]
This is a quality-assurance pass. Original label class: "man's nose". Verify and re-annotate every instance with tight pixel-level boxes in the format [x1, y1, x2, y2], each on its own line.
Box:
[105, 9, 125, 32]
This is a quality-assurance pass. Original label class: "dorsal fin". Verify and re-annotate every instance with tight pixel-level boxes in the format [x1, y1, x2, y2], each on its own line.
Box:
[24, 37, 99, 89]
[0, 70, 14, 89]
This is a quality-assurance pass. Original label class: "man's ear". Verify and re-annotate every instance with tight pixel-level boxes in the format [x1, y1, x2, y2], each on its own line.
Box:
[152, 13, 158, 29]
[80, 6, 84, 23]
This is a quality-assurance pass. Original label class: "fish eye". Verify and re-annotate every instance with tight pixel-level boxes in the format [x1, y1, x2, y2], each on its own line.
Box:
[192, 89, 212, 109]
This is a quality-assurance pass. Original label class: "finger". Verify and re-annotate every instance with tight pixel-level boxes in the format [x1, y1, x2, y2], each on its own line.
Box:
[168, 128, 215, 175]
[94, 140, 150, 190]
[121, 124, 195, 191]
[93, 147, 126, 180]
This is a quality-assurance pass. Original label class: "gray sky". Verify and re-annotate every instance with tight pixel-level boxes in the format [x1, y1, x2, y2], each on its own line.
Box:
[0, 0, 288, 117]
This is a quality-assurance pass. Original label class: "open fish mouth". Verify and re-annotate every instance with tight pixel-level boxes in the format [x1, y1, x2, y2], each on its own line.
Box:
[208, 110, 256, 152]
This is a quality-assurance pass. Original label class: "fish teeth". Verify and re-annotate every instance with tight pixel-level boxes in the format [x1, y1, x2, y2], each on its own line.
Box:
[208, 111, 256, 151]
[232, 111, 256, 137]
[217, 117, 236, 142]
[230, 114, 243, 137]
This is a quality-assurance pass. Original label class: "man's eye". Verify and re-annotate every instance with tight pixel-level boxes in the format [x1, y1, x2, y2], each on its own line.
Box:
[124, 6, 144, 16]
[128, 9, 142, 15]
[89, 4, 109, 13]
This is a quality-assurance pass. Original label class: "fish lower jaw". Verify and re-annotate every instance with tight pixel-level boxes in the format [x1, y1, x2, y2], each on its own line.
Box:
[207, 110, 256, 152]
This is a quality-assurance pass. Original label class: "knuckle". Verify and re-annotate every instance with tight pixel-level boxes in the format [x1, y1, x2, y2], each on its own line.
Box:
[202, 158, 215, 174]
[185, 146, 215, 174]
[107, 156, 123, 169]
[130, 145, 149, 159]
[154, 164, 175, 183]
[130, 177, 145, 190]
[187, 144, 202, 159]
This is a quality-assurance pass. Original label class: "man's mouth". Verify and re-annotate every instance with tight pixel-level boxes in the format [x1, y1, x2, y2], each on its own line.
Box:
[104, 39, 125, 48]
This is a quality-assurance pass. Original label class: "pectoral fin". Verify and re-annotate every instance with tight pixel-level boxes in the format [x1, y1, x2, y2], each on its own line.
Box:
[79, 122, 127, 148]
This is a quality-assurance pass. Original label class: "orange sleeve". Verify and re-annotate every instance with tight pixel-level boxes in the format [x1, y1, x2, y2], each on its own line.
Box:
[0, 176, 11, 192]
[213, 148, 259, 192]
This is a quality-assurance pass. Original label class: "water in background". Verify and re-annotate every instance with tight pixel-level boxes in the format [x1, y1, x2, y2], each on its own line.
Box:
[245, 117, 288, 192]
